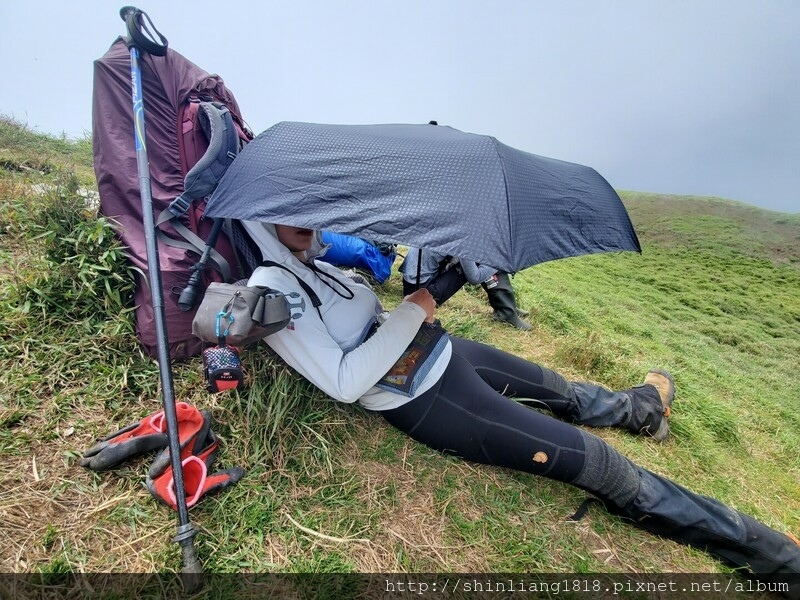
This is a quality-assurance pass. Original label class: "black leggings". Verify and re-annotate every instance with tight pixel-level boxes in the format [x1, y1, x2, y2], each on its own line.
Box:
[380, 337, 800, 584]
[380, 336, 588, 485]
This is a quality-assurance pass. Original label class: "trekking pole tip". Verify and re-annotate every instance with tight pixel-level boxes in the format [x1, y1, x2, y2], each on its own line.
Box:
[181, 556, 204, 593]
[175, 523, 204, 591]
[178, 268, 203, 312]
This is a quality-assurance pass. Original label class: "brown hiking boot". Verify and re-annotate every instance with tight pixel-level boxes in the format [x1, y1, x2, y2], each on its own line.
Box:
[643, 369, 675, 441]
[644, 369, 675, 415]
[623, 370, 675, 441]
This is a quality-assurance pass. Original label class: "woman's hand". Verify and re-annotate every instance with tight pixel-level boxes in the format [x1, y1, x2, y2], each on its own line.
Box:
[403, 288, 437, 323]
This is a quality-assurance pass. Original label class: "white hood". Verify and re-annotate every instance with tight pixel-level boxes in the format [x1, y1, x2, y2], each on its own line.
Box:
[241, 221, 329, 267]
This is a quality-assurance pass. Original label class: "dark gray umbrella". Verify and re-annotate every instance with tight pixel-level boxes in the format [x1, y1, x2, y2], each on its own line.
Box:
[205, 121, 640, 272]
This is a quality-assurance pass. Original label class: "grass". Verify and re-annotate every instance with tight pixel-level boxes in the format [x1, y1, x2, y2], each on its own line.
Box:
[1, 117, 798, 598]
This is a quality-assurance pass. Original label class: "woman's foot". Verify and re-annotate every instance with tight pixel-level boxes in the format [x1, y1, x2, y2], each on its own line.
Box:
[624, 370, 675, 441]
[641, 369, 675, 441]
[644, 369, 675, 417]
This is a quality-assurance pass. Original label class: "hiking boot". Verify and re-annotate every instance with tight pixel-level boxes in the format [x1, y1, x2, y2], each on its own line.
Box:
[625, 370, 675, 442]
[619, 467, 800, 596]
[644, 369, 675, 419]
[492, 310, 532, 330]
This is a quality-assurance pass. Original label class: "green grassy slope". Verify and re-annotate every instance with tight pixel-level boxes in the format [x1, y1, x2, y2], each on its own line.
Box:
[1, 118, 797, 598]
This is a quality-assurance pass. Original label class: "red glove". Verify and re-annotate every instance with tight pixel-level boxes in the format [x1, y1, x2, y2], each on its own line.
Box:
[146, 430, 244, 510]
[81, 405, 170, 471]
[81, 402, 207, 472]
[146, 404, 212, 479]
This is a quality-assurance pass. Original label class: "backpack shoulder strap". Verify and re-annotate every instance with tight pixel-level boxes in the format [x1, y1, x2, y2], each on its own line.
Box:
[170, 101, 241, 214]
[155, 101, 243, 281]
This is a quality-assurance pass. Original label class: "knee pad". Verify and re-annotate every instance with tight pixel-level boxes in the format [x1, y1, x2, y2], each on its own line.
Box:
[572, 431, 640, 508]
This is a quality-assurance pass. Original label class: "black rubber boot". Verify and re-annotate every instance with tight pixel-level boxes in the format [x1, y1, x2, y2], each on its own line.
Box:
[483, 272, 531, 330]
[573, 432, 800, 598]
[622, 466, 800, 597]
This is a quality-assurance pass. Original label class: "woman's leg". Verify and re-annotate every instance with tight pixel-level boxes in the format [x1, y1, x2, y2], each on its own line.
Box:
[381, 358, 800, 591]
[574, 433, 800, 587]
[382, 352, 621, 491]
[449, 336, 667, 436]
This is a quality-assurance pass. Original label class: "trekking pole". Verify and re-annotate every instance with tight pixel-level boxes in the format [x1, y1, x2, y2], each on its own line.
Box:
[119, 6, 203, 590]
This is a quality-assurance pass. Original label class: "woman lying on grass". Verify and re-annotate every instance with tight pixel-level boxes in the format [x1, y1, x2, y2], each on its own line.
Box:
[244, 221, 799, 594]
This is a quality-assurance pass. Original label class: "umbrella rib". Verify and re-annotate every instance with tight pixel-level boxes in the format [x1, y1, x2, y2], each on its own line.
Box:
[489, 137, 514, 271]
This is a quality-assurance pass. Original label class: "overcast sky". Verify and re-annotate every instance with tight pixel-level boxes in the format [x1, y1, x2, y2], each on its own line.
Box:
[2, 0, 798, 213]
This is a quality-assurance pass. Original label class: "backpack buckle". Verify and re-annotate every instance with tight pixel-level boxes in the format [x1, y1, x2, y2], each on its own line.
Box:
[168, 194, 192, 217]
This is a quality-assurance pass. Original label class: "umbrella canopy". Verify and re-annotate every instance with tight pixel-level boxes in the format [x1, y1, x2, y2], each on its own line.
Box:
[205, 121, 640, 273]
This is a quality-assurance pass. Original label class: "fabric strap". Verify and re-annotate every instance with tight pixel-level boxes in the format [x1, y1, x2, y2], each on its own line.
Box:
[260, 260, 323, 318]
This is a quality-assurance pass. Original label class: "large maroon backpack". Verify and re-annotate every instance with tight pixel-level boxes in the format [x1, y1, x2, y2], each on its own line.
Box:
[92, 36, 253, 359]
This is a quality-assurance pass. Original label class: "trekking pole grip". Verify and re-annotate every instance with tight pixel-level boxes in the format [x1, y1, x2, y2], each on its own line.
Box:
[120, 6, 168, 56]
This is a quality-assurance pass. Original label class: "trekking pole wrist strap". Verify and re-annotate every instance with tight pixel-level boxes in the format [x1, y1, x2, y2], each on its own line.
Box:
[120, 6, 168, 56]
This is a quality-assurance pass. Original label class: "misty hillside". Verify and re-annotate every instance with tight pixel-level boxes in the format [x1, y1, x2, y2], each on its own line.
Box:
[623, 191, 800, 265]
[1, 118, 798, 596]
